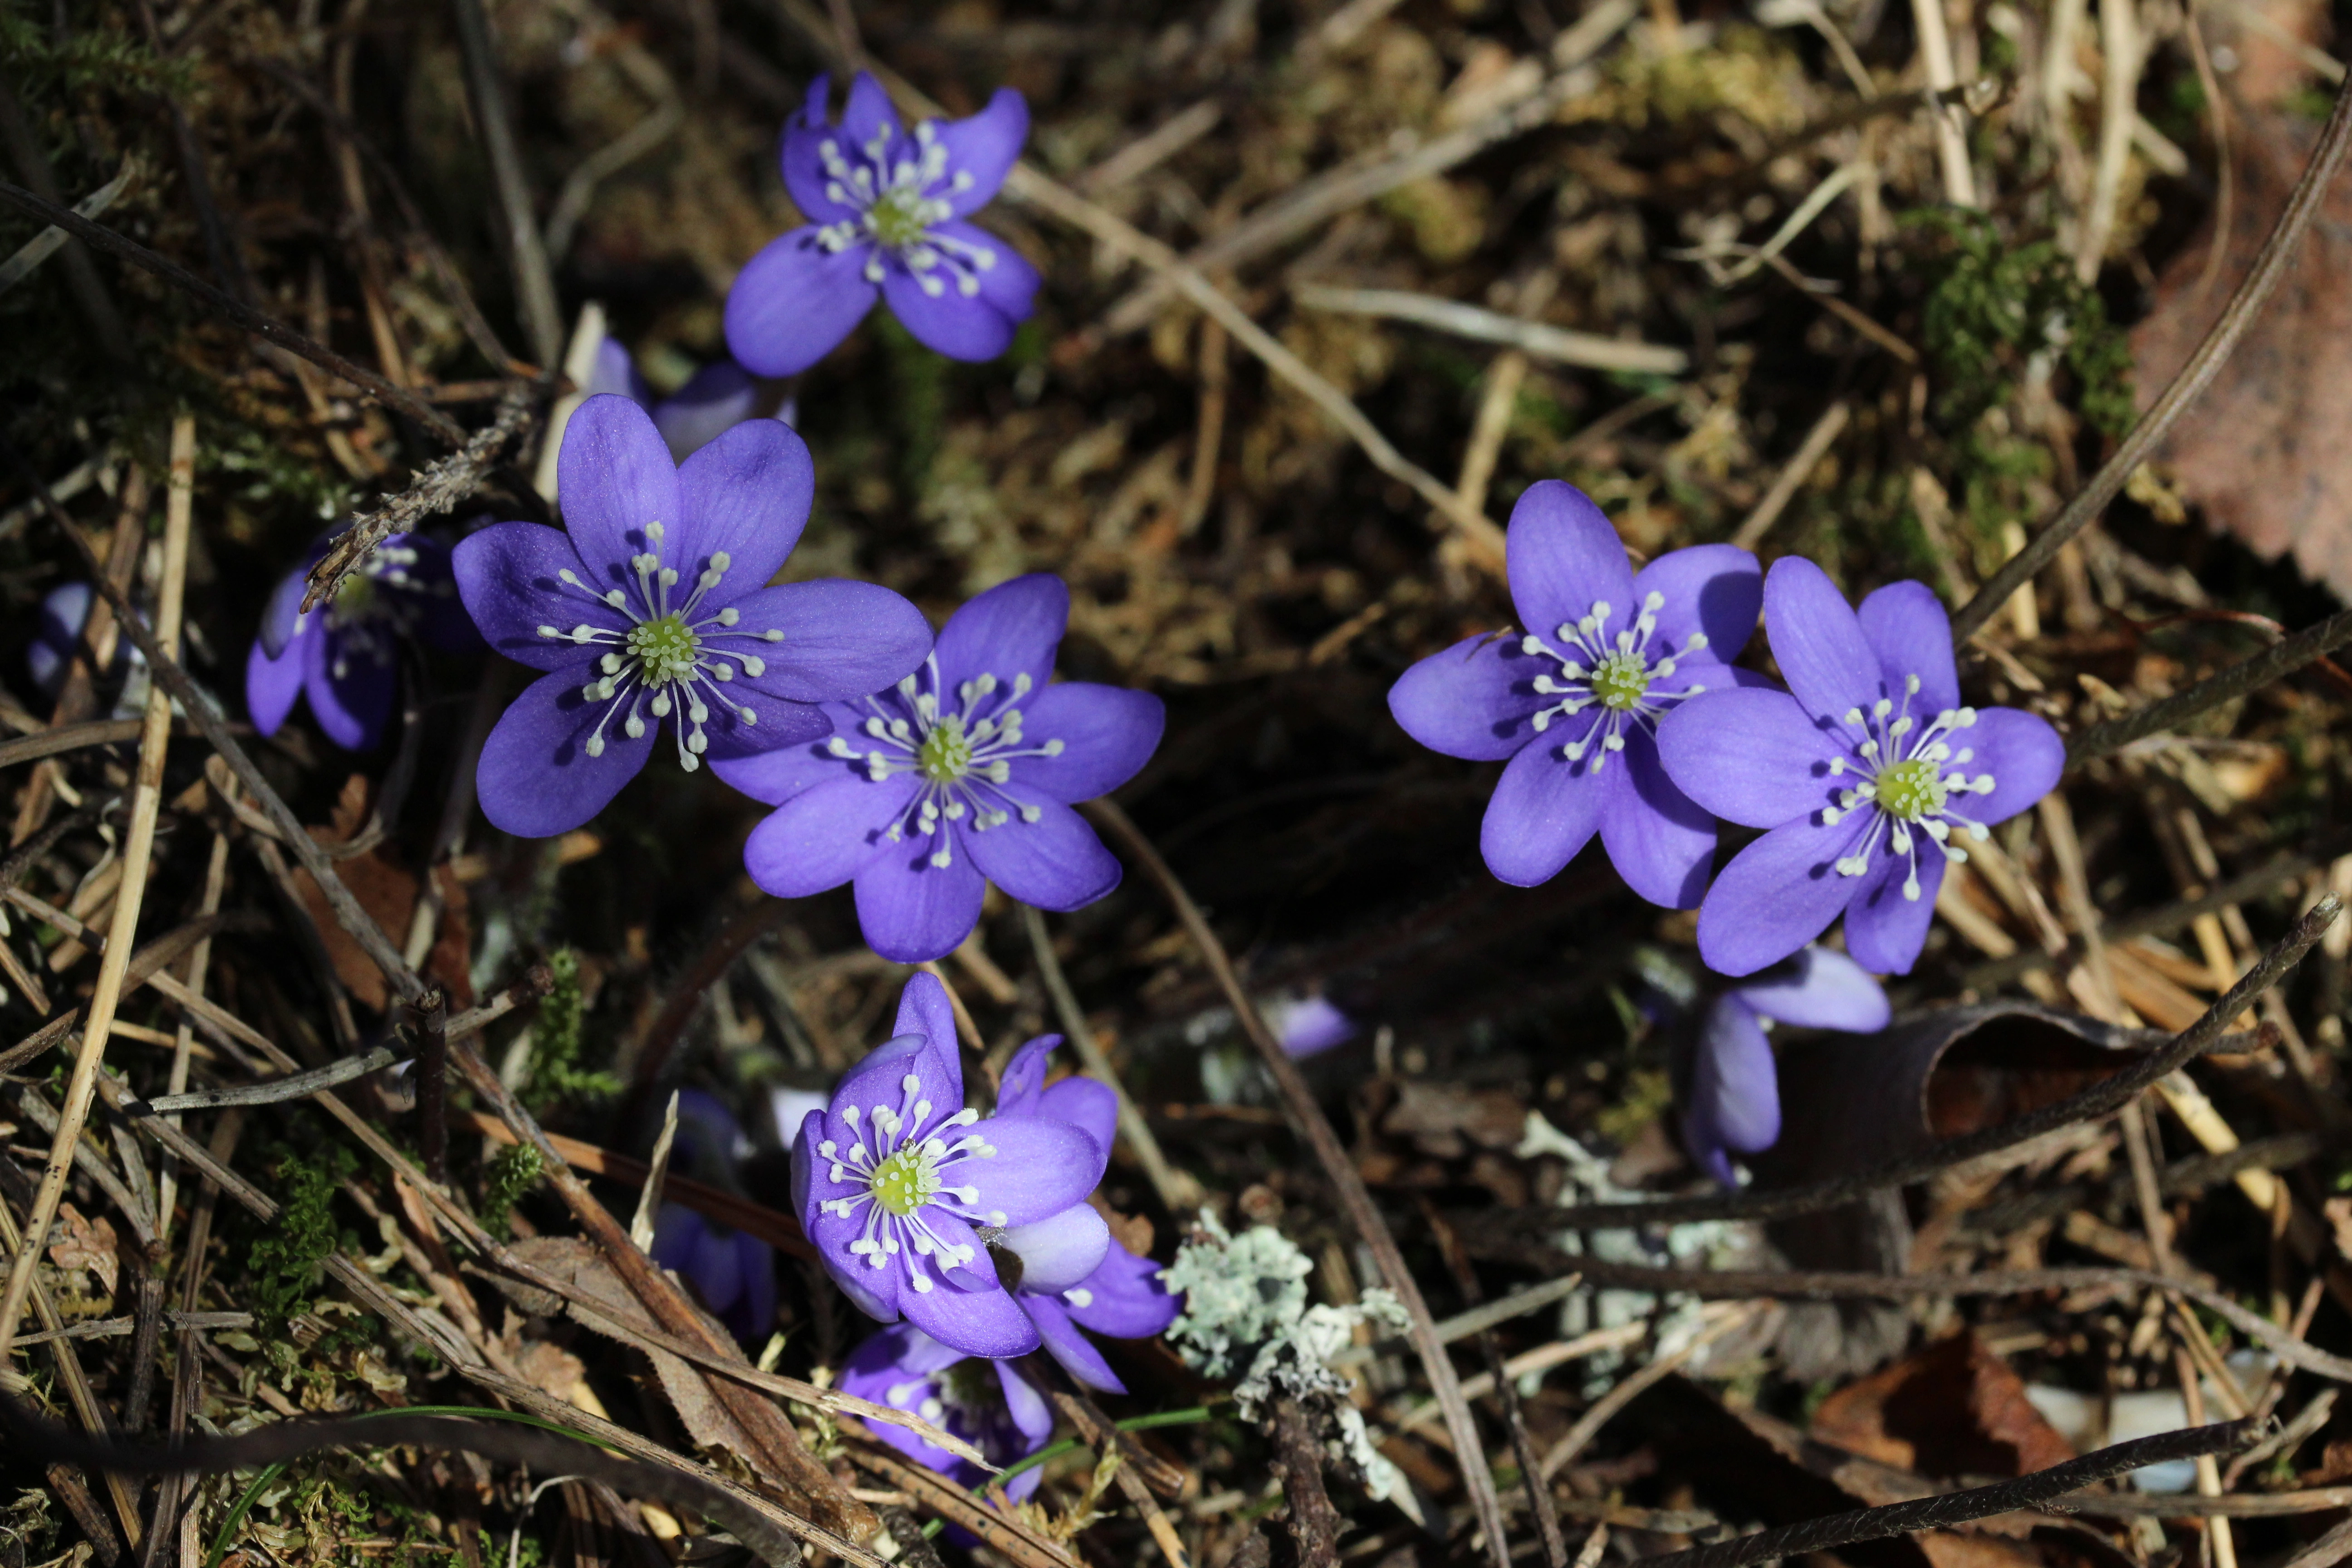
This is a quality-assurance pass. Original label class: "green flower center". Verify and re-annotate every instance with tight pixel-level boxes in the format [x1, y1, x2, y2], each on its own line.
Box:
[333, 573, 378, 620]
[869, 1145, 939, 1218]
[868, 187, 933, 249]
[1876, 757, 1947, 820]
[1589, 652, 1653, 711]
[627, 614, 701, 685]
[918, 714, 974, 783]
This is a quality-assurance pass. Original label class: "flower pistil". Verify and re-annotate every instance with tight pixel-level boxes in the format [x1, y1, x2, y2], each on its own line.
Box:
[1819, 674, 2001, 900]
[813, 121, 998, 298]
[817, 1071, 1001, 1295]
[1523, 590, 1712, 768]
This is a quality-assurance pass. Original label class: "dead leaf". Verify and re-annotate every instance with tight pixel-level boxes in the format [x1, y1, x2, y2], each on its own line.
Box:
[1379, 1080, 1524, 1156]
[290, 776, 475, 1011]
[46, 1203, 117, 1295]
[515, 1339, 591, 1406]
[1812, 1332, 2078, 1480]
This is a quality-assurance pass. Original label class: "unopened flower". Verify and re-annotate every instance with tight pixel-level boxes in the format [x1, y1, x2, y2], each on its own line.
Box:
[1656, 561, 2063, 975]
[988, 1034, 1181, 1392]
[647, 1089, 775, 1345]
[716, 573, 1163, 963]
[1387, 481, 1765, 907]
[726, 73, 1038, 376]
[248, 532, 478, 752]
[839, 1322, 1052, 1500]
[1262, 995, 1357, 1060]
[587, 338, 774, 461]
[451, 395, 931, 838]
[1681, 946, 1888, 1186]
[789, 973, 1105, 1358]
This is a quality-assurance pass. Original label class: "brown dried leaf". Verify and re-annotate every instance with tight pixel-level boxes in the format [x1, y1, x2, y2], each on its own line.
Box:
[46, 1203, 117, 1295]
[1378, 1080, 1524, 1156]
[290, 776, 475, 1011]
[1811, 1332, 2078, 1480]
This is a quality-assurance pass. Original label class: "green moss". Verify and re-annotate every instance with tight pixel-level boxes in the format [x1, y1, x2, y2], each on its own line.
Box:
[522, 948, 619, 1112]
[250, 1142, 359, 1339]
[480, 1141, 545, 1240]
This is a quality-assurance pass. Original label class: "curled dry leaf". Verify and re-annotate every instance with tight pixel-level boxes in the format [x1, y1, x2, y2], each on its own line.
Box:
[1811, 1331, 2078, 1483]
[46, 1202, 118, 1296]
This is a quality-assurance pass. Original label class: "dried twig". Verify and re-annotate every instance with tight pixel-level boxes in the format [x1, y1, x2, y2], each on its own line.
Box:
[448, 0, 563, 367]
[2068, 607, 2352, 762]
[1292, 284, 1688, 374]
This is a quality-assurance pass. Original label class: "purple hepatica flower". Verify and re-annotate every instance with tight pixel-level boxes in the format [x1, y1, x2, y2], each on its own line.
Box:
[790, 973, 1103, 1358]
[725, 72, 1039, 377]
[452, 395, 932, 838]
[1681, 946, 1889, 1186]
[1387, 481, 1764, 908]
[840, 1322, 1053, 1502]
[247, 532, 479, 753]
[647, 1089, 776, 1345]
[587, 338, 772, 461]
[28, 582, 142, 696]
[715, 573, 1163, 964]
[1263, 994, 1357, 1060]
[989, 1034, 1182, 1392]
[1657, 559, 2066, 977]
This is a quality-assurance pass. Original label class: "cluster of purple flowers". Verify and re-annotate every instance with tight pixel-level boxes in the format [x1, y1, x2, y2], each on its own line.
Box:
[1391, 480, 2064, 980]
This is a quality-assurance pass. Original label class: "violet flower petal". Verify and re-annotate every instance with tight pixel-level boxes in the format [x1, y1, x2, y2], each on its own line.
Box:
[653, 360, 761, 462]
[1386, 634, 1543, 762]
[1958, 706, 2067, 825]
[960, 796, 1122, 911]
[932, 89, 1028, 217]
[1505, 480, 1637, 638]
[1857, 580, 1961, 715]
[901, 1274, 1039, 1358]
[963, 1117, 1103, 1226]
[1732, 946, 1891, 1032]
[451, 522, 618, 672]
[555, 396, 682, 588]
[1761, 556, 1881, 725]
[723, 230, 881, 378]
[1479, 727, 1606, 887]
[742, 773, 913, 897]
[999, 1204, 1111, 1293]
[1842, 843, 1946, 975]
[260, 564, 311, 660]
[1597, 722, 1716, 910]
[1065, 1245, 1181, 1340]
[475, 667, 658, 838]
[994, 1034, 1059, 1118]
[302, 628, 396, 752]
[853, 840, 990, 963]
[709, 724, 860, 807]
[1009, 682, 1165, 802]
[246, 636, 307, 737]
[935, 572, 1066, 695]
[723, 580, 934, 704]
[879, 239, 1031, 362]
[1695, 814, 1868, 977]
[890, 973, 965, 1105]
[1686, 995, 1779, 1183]
[672, 416, 814, 588]
[1024, 1291, 1127, 1393]
[997, 1355, 1057, 1449]
[588, 337, 654, 404]
[1654, 687, 1845, 829]
[696, 686, 834, 761]
[1631, 543, 1763, 659]
[778, 74, 858, 224]
[1037, 1077, 1117, 1159]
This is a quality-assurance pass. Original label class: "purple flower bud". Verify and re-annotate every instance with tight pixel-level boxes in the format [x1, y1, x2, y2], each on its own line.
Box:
[1387, 481, 1767, 909]
[245, 532, 478, 753]
[725, 72, 1039, 376]
[451, 395, 933, 838]
[1681, 945, 1891, 1185]
[1656, 560, 2065, 976]
[838, 1322, 1053, 1501]
[717, 573, 1164, 964]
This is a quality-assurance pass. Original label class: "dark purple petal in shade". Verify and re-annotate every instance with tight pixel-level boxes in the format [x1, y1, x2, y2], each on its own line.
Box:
[451, 522, 617, 672]
[902, 1276, 1039, 1359]
[1857, 579, 1960, 715]
[779, 75, 857, 224]
[808, 1205, 905, 1321]
[1025, 1292, 1127, 1392]
[672, 416, 814, 589]
[824, 1031, 943, 1137]
[993, 1034, 1060, 1119]
[695, 684, 835, 762]
[1761, 556, 1881, 725]
[1385, 634, 1544, 762]
[888, 973, 966, 1108]
[1632, 543, 1763, 661]
[1686, 996, 1780, 1184]
[1732, 947, 1891, 1032]
[853, 839, 989, 963]
[1654, 688, 1846, 829]
[554, 396, 683, 585]
[1504, 480, 1637, 640]
[587, 337, 654, 405]
[725, 580, 934, 703]
[1695, 814, 1869, 977]
[260, 564, 311, 659]
[879, 261, 1025, 364]
[246, 637, 308, 737]
[303, 628, 397, 752]
[1842, 844, 1945, 975]
[935, 572, 1067, 697]
[999, 1204, 1111, 1293]
[1479, 729, 1606, 887]
[964, 1117, 1104, 1226]
[926, 219, 1042, 326]
[1010, 683, 1165, 803]
[709, 722, 860, 807]
[740, 774, 913, 897]
[999, 1356, 1056, 1449]
[932, 88, 1029, 216]
[961, 797, 1122, 911]
[653, 360, 761, 461]
[1065, 1244, 1182, 1341]
[1036, 1077, 1117, 1159]
[1954, 706, 2066, 827]
[724, 230, 880, 378]
[475, 668, 659, 838]
[1597, 724, 1716, 910]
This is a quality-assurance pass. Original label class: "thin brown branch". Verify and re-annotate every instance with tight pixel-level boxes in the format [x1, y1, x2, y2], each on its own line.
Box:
[2068, 606, 2352, 762]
